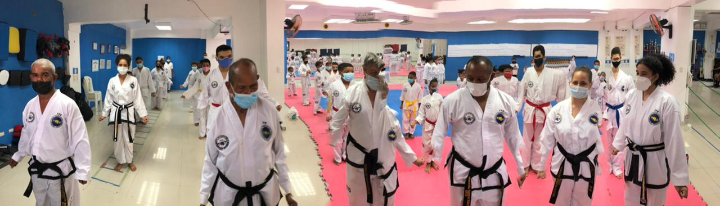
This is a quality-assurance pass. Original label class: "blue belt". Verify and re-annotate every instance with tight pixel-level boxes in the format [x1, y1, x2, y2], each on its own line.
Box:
[605, 103, 624, 126]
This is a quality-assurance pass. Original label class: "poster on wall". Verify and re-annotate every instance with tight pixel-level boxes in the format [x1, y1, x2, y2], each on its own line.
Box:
[448, 44, 532, 57]
[100, 59, 105, 69]
[634, 35, 641, 57]
[158, 56, 164, 61]
[106, 59, 112, 69]
[605, 36, 611, 58]
[93, 42, 98, 51]
[100, 44, 105, 54]
[615, 35, 626, 56]
[92, 60, 99, 72]
[114, 46, 119, 54]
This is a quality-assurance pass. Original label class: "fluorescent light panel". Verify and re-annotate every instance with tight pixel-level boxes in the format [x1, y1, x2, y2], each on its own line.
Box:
[590, 11, 609, 14]
[468, 20, 496, 24]
[156, 26, 172, 30]
[325, 19, 354, 24]
[509, 18, 590, 24]
[381, 19, 403, 23]
[289, 5, 308, 10]
[371, 10, 383, 13]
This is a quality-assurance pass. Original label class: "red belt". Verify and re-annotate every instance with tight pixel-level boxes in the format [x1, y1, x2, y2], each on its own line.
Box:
[332, 106, 339, 112]
[425, 119, 437, 125]
[525, 100, 551, 142]
[211, 103, 221, 107]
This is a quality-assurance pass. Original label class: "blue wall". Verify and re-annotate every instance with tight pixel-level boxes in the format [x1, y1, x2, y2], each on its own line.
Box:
[132, 38, 207, 90]
[292, 29, 599, 81]
[80, 24, 126, 102]
[0, 0, 65, 145]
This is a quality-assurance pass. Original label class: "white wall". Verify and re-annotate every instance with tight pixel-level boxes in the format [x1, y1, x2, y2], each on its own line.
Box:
[132, 29, 207, 39]
[289, 37, 421, 62]
[205, 33, 232, 70]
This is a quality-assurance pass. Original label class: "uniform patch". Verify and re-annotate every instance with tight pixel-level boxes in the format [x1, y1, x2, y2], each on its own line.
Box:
[495, 111, 506, 124]
[607, 85, 613, 91]
[261, 125, 272, 141]
[211, 81, 219, 88]
[130, 82, 135, 89]
[388, 130, 397, 142]
[649, 110, 661, 125]
[425, 103, 431, 109]
[527, 81, 534, 88]
[112, 85, 116, 91]
[621, 85, 626, 92]
[215, 135, 229, 150]
[554, 113, 563, 123]
[589, 113, 600, 125]
[333, 90, 339, 97]
[463, 112, 476, 125]
[50, 114, 63, 128]
[27, 112, 35, 123]
[351, 102, 362, 113]
[625, 105, 632, 115]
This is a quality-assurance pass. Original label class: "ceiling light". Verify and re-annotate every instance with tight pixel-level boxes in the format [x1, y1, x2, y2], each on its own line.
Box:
[289, 5, 309, 10]
[371, 10, 383, 13]
[468, 20, 496, 25]
[155, 22, 172, 30]
[509, 18, 590, 24]
[381, 19, 403, 23]
[324, 19, 354, 24]
[590, 11, 609, 14]
[694, 19, 699, 22]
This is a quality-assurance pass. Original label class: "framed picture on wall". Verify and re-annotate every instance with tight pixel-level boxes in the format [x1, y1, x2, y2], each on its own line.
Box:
[99, 59, 105, 69]
[100, 44, 105, 54]
[92, 60, 99, 72]
[93, 42, 98, 51]
[114, 46, 119, 54]
[108, 45, 112, 54]
[120, 45, 126, 49]
[107, 59, 112, 69]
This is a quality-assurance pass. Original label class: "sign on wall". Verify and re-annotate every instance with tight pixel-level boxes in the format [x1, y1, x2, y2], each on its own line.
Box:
[448, 44, 532, 57]
[534, 44, 598, 57]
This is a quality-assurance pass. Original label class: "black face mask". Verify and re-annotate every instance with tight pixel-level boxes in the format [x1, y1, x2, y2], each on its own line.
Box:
[32, 80, 54, 94]
[612, 61, 621, 68]
[157, 65, 162, 68]
[303, 61, 308, 64]
[512, 61, 517, 64]
[533, 58, 544, 67]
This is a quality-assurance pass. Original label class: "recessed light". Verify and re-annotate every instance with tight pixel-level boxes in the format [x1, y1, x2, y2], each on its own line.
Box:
[371, 10, 383, 13]
[324, 19, 354, 24]
[381, 19, 403, 23]
[289, 5, 309, 10]
[509, 18, 590, 24]
[155, 22, 172, 30]
[468, 20, 496, 25]
[591, 11, 609, 14]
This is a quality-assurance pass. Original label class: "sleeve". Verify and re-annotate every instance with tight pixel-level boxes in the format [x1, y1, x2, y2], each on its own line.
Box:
[393, 120, 418, 167]
[330, 93, 352, 146]
[257, 79, 280, 107]
[556, 71, 568, 101]
[399, 85, 406, 101]
[200, 118, 220, 205]
[182, 71, 193, 88]
[273, 113, 294, 194]
[147, 70, 156, 93]
[516, 74, 527, 112]
[415, 98, 426, 124]
[67, 103, 92, 181]
[197, 77, 211, 110]
[298, 65, 306, 77]
[504, 99, 526, 176]
[11, 107, 31, 162]
[612, 112, 629, 151]
[566, 60, 576, 80]
[134, 80, 148, 117]
[594, 123, 605, 175]
[537, 109, 557, 172]
[431, 99, 452, 162]
[514, 78, 521, 100]
[102, 79, 114, 117]
[166, 71, 173, 84]
[663, 100, 690, 186]
[326, 87, 334, 116]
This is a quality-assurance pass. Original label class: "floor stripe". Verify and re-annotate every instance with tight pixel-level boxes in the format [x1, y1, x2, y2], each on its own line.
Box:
[691, 126, 720, 154]
[91, 177, 121, 187]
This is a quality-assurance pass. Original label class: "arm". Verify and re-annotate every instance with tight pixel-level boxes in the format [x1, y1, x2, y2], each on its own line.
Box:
[394, 126, 418, 167]
[612, 112, 629, 151]
[330, 94, 351, 146]
[663, 101, 690, 186]
[516, 74, 527, 112]
[273, 113, 294, 194]
[536, 110, 557, 172]
[556, 71, 568, 101]
[414, 99, 426, 125]
[197, 78, 211, 110]
[504, 99, 526, 176]
[147, 70, 156, 94]
[68, 103, 91, 181]
[102, 79, 114, 117]
[134, 80, 148, 118]
[199, 127, 220, 205]
[326, 87, 333, 116]
[431, 101, 451, 162]
[11, 108, 31, 163]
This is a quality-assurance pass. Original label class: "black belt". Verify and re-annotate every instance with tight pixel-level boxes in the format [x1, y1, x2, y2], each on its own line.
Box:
[445, 147, 509, 206]
[346, 133, 398, 205]
[624, 138, 669, 205]
[208, 169, 279, 206]
[549, 143, 598, 204]
[24, 156, 77, 205]
[109, 102, 135, 143]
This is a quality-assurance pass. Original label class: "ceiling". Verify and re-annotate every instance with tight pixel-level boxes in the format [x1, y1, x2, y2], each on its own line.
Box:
[111, 17, 228, 31]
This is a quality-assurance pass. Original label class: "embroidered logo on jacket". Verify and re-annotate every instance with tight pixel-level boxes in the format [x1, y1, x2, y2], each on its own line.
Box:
[333, 90, 339, 97]
[589, 113, 600, 125]
[216, 135, 229, 150]
[554, 113, 563, 123]
[388, 130, 397, 142]
[27, 112, 35, 123]
[649, 110, 661, 125]
[621, 85, 626, 92]
[527, 81, 534, 88]
[211, 81, 218, 88]
[495, 110, 506, 124]
[425, 103, 431, 109]
[130, 82, 135, 89]
[625, 105, 632, 115]
[463, 112, 476, 125]
[261, 124, 272, 141]
[352, 102, 362, 113]
[50, 114, 63, 128]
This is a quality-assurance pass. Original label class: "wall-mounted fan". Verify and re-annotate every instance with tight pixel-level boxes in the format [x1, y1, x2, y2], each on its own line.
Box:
[649, 14, 672, 39]
[284, 14, 302, 38]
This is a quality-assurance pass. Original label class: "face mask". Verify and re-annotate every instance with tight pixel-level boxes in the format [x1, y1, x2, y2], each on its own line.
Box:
[191, 66, 198, 71]
[232, 92, 259, 109]
[342, 73, 354, 82]
[612, 61, 621, 68]
[408, 79, 415, 84]
[504, 73, 512, 78]
[326, 67, 331, 71]
[203, 66, 211, 72]
[430, 89, 437, 94]
[304, 61, 308, 64]
[157, 65, 162, 68]
[218, 58, 233, 68]
[32, 80, 53, 94]
[533, 58, 544, 67]
[137, 64, 143, 69]
[467, 81, 489, 96]
[118, 66, 129, 75]
[365, 75, 381, 91]
[166, 59, 171, 63]
[593, 65, 600, 70]
[570, 86, 589, 99]
[512, 61, 517, 64]
[599, 76, 605, 82]
[636, 76, 652, 91]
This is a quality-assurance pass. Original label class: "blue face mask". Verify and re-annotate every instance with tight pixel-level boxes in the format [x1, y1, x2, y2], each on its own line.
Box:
[570, 86, 589, 99]
[408, 79, 415, 84]
[593, 65, 600, 70]
[365, 75, 381, 91]
[326, 67, 331, 71]
[218, 58, 233, 68]
[191, 66, 198, 71]
[136, 64, 143, 69]
[430, 89, 437, 94]
[166, 59, 171, 63]
[343, 73, 355, 82]
[229, 82, 259, 109]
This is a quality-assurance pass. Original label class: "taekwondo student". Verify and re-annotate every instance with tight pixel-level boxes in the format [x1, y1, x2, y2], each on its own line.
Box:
[151, 60, 173, 110]
[313, 61, 330, 115]
[612, 54, 690, 206]
[181, 62, 200, 124]
[286, 67, 297, 97]
[604, 47, 635, 178]
[182, 60, 212, 138]
[298, 56, 312, 106]
[100, 54, 149, 172]
[590, 60, 603, 108]
[434, 56, 446, 84]
[199, 59, 298, 206]
[432, 56, 526, 206]
[164, 56, 175, 92]
[329, 62, 340, 83]
[325, 63, 356, 165]
[9, 59, 91, 206]
[411, 78, 443, 174]
[399, 71, 423, 139]
[517, 45, 568, 174]
[491, 65, 520, 101]
[330, 53, 423, 205]
[457, 68, 467, 89]
[423, 56, 436, 89]
[132, 56, 156, 111]
[510, 58, 519, 77]
[536, 66, 604, 205]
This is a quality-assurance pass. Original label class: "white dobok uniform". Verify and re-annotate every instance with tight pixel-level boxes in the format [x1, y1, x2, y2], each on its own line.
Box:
[286, 71, 297, 96]
[183, 71, 210, 137]
[200, 98, 293, 206]
[423, 63, 436, 86]
[150, 68, 172, 110]
[330, 83, 417, 206]
[132, 67, 155, 110]
[491, 76, 520, 101]
[327, 80, 355, 163]
[435, 64, 446, 84]
[612, 89, 689, 206]
[417, 62, 426, 95]
[314, 69, 330, 113]
[298, 63, 312, 105]
[432, 88, 525, 206]
[510, 64, 519, 76]
[517, 66, 567, 169]
[538, 99, 604, 206]
[414, 92, 443, 164]
[13, 91, 91, 206]
[389, 54, 401, 73]
[400, 82, 423, 134]
[103, 75, 147, 164]
[182, 69, 200, 123]
[456, 77, 467, 89]
[603, 69, 635, 175]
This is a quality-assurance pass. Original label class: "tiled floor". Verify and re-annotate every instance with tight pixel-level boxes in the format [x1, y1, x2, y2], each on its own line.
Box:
[684, 81, 720, 205]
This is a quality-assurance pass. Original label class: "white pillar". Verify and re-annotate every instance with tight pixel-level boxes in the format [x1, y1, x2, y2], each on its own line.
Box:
[124, 29, 133, 56]
[67, 23, 82, 92]
[703, 14, 720, 80]
[660, 6, 693, 120]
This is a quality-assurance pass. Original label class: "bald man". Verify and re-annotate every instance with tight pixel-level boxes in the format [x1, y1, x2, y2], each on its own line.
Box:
[10, 59, 92, 206]
[200, 59, 297, 206]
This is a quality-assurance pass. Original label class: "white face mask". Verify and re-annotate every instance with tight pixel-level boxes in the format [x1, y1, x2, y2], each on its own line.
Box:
[467, 81, 489, 96]
[636, 76, 652, 91]
[117, 66, 128, 75]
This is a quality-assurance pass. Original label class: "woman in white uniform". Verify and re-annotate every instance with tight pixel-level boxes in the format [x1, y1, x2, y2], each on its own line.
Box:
[612, 54, 690, 206]
[100, 54, 149, 172]
[537, 66, 604, 205]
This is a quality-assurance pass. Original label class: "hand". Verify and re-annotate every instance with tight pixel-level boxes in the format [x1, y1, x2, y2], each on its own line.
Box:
[286, 193, 298, 206]
[180, 85, 185, 89]
[410, 121, 418, 129]
[99, 116, 106, 122]
[612, 147, 619, 155]
[170, 83, 174, 86]
[326, 116, 332, 122]
[517, 173, 527, 189]
[181, 95, 186, 99]
[515, 109, 519, 114]
[9, 159, 18, 168]
[537, 171, 546, 179]
[322, 91, 328, 96]
[675, 186, 689, 199]
[276, 105, 282, 112]
[79, 180, 87, 185]
[413, 158, 424, 167]
[152, 93, 157, 97]
[142, 116, 149, 123]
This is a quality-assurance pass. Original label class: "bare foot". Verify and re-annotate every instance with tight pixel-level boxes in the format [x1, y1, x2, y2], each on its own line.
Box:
[189, 111, 193, 113]
[199, 136, 206, 140]
[425, 164, 432, 174]
[615, 173, 623, 179]
[431, 162, 440, 171]
[524, 167, 530, 175]
[114, 164, 123, 172]
[194, 123, 199, 126]
[129, 163, 137, 172]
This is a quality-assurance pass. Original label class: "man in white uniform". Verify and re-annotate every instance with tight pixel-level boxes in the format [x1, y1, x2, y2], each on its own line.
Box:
[325, 63, 356, 165]
[423, 57, 436, 89]
[164, 56, 174, 92]
[132, 57, 156, 111]
[517, 45, 568, 174]
[432, 56, 526, 206]
[182, 60, 212, 138]
[10, 59, 91, 206]
[151, 60, 172, 110]
[400, 71, 423, 139]
[491, 65, 520, 101]
[434, 56, 446, 84]
[510, 57, 519, 77]
[604, 47, 635, 177]
[591, 60, 602, 108]
[298, 56, 312, 106]
[181, 62, 200, 124]
[314, 61, 330, 115]
[199, 59, 298, 206]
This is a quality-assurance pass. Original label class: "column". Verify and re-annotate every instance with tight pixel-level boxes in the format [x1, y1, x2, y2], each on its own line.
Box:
[703, 14, 720, 80]
[660, 6, 693, 120]
[67, 23, 82, 92]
